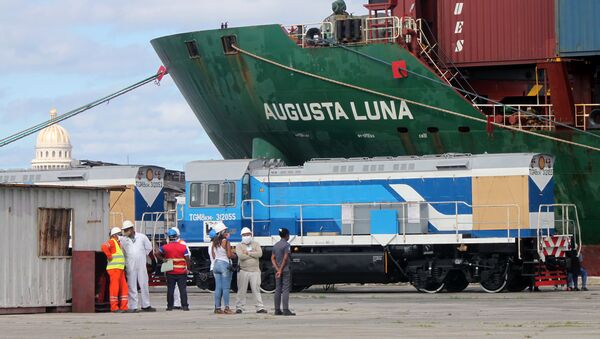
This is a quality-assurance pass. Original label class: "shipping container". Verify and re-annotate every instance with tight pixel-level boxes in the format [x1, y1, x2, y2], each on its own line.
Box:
[0, 185, 109, 312]
[557, 0, 600, 57]
[436, 0, 556, 67]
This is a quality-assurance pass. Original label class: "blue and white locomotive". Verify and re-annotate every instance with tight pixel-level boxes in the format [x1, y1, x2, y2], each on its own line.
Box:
[178, 153, 580, 293]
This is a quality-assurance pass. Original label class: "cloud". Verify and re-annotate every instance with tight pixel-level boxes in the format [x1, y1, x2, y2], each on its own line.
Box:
[0, 0, 368, 170]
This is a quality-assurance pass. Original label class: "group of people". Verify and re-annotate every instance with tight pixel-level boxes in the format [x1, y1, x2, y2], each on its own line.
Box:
[209, 224, 295, 316]
[101, 220, 157, 313]
[102, 221, 191, 313]
[102, 220, 295, 315]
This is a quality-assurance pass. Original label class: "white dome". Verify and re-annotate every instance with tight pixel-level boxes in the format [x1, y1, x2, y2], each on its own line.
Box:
[31, 108, 73, 170]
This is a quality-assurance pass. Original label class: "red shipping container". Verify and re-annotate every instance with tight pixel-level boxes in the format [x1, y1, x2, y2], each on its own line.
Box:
[436, 0, 557, 67]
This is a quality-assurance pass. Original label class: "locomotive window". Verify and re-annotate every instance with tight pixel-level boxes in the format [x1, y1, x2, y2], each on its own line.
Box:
[242, 174, 251, 200]
[207, 184, 220, 205]
[189, 183, 204, 207]
[222, 182, 236, 206]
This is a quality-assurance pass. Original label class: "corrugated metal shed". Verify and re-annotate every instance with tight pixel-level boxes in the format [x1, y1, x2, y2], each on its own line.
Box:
[436, 0, 556, 66]
[0, 184, 109, 310]
[557, 0, 600, 56]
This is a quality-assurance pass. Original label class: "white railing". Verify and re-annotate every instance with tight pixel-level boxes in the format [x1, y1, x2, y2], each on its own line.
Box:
[283, 16, 417, 47]
[575, 103, 600, 130]
[364, 16, 401, 43]
[474, 104, 556, 130]
[283, 22, 334, 48]
[140, 210, 177, 250]
[536, 204, 581, 258]
[475, 103, 600, 131]
[242, 199, 521, 254]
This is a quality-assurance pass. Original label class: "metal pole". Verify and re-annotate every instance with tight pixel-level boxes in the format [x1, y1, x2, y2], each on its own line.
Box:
[402, 203, 406, 243]
[251, 202, 255, 234]
[565, 205, 570, 236]
[300, 206, 304, 244]
[455, 201, 459, 241]
[506, 208, 510, 239]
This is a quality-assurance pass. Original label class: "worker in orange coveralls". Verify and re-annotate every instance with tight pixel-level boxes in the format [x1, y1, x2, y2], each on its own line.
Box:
[101, 227, 129, 313]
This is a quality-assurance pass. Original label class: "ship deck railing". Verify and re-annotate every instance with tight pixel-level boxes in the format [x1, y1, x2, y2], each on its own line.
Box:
[476, 103, 600, 131]
[364, 16, 403, 43]
[242, 199, 530, 258]
[282, 16, 413, 47]
[283, 22, 334, 48]
[575, 103, 600, 130]
[475, 103, 557, 131]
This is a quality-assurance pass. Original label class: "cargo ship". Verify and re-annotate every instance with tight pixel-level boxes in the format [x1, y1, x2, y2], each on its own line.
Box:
[150, 0, 600, 267]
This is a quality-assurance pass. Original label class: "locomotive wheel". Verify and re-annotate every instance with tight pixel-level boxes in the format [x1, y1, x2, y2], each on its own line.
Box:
[444, 270, 469, 293]
[416, 281, 446, 294]
[480, 267, 508, 293]
[260, 267, 276, 294]
[506, 271, 530, 292]
[195, 271, 215, 292]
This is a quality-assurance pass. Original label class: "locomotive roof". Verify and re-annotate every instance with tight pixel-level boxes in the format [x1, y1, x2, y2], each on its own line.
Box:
[185, 153, 550, 180]
[266, 153, 548, 177]
[0, 165, 162, 186]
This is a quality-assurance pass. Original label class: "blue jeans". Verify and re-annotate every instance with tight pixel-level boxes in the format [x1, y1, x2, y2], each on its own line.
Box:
[580, 267, 588, 288]
[213, 260, 232, 309]
[568, 267, 588, 289]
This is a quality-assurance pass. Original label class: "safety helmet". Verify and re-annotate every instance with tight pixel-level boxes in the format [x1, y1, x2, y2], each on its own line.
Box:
[110, 227, 122, 236]
[212, 222, 227, 234]
[240, 227, 252, 235]
[171, 227, 180, 236]
[122, 220, 134, 230]
[167, 228, 178, 238]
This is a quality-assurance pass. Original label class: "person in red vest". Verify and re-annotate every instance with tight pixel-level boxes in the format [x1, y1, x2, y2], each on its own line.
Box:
[156, 228, 190, 311]
[170, 227, 190, 309]
[101, 227, 129, 313]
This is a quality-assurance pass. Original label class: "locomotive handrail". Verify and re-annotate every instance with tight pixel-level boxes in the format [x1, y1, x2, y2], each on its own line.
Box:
[242, 199, 520, 250]
[141, 210, 177, 250]
[536, 204, 582, 257]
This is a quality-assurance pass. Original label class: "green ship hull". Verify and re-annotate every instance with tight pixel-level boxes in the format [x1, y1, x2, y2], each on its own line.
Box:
[151, 24, 600, 244]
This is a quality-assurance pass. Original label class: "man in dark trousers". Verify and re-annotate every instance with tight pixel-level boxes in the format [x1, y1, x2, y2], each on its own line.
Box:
[156, 229, 190, 311]
[271, 228, 295, 316]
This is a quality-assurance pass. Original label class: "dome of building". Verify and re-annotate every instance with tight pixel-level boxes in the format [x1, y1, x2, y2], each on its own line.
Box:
[31, 109, 73, 170]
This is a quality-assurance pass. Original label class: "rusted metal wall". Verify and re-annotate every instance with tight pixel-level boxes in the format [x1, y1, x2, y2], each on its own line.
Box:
[436, 0, 556, 67]
[0, 185, 108, 309]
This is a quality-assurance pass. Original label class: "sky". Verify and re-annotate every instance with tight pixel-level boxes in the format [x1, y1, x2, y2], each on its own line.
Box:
[0, 0, 367, 171]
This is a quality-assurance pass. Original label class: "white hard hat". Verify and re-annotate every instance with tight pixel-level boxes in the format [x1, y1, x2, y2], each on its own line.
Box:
[171, 227, 180, 236]
[240, 227, 252, 235]
[110, 227, 122, 236]
[212, 222, 227, 234]
[122, 220, 134, 230]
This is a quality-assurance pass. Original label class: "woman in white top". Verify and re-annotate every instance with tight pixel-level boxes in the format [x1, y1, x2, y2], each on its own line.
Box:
[211, 224, 236, 314]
